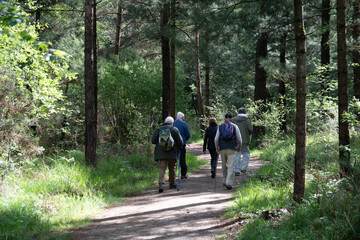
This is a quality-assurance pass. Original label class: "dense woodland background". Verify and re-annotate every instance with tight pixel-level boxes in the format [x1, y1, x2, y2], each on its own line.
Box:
[1, 0, 360, 239]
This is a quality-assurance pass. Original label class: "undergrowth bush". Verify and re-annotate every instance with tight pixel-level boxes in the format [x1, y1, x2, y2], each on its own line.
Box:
[0, 147, 206, 239]
[233, 132, 360, 239]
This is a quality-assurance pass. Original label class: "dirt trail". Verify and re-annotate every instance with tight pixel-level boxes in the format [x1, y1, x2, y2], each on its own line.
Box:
[70, 144, 265, 240]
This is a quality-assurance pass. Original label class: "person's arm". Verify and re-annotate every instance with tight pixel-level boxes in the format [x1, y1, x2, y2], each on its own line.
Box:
[234, 124, 242, 149]
[185, 123, 191, 141]
[247, 118, 253, 134]
[203, 129, 209, 152]
[214, 127, 220, 151]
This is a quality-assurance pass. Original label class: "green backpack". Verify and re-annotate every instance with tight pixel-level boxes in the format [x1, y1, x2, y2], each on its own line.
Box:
[158, 127, 174, 151]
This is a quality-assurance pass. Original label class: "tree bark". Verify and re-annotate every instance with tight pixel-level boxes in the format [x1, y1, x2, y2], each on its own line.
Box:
[84, 0, 98, 167]
[253, 32, 268, 139]
[337, 0, 351, 176]
[114, 3, 122, 55]
[170, 0, 176, 119]
[204, 28, 210, 118]
[279, 33, 287, 133]
[321, 0, 331, 96]
[195, 30, 204, 129]
[161, 2, 171, 121]
[353, 0, 360, 120]
[293, 0, 307, 203]
[204, 51, 210, 118]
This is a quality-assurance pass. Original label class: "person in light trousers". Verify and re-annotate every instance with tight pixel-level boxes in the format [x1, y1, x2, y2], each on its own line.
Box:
[232, 108, 253, 176]
[214, 113, 242, 189]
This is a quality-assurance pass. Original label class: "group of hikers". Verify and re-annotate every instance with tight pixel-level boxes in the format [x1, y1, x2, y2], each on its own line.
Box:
[151, 109, 253, 193]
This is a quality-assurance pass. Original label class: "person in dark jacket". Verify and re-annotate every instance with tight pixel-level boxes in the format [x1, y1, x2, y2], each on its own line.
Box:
[151, 116, 183, 193]
[173, 112, 191, 179]
[233, 108, 253, 176]
[203, 118, 219, 178]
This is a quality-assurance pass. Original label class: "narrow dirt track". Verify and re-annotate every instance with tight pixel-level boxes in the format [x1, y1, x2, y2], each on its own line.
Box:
[70, 144, 265, 240]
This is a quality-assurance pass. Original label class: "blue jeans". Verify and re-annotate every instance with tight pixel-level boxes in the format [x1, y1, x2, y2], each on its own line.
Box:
[234, 144, 250, 173]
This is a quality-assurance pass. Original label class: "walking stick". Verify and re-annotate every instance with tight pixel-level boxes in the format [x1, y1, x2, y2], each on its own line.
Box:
[177, 150, 181, 190]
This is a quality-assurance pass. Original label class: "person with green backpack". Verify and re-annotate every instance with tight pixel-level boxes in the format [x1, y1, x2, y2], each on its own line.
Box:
[152, 116, 183, 193]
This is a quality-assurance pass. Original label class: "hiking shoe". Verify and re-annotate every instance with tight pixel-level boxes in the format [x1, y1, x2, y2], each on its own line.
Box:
[158, 183, 164, 193]
[211, 171, 216, 178]
[225, 185, 232, 190]
[235, 172, 240, 176]
[181, 174, 188, 179]
[169, 184, 177, 189]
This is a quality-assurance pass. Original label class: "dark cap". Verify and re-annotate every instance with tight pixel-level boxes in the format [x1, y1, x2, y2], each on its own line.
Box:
[225, 113, 233, 119]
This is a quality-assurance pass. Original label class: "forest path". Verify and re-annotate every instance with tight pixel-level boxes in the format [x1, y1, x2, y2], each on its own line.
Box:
[70, 143, 265, 240]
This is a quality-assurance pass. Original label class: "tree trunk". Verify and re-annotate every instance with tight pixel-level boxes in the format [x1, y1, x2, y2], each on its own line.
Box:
[337, 0, 351, 176]
[293, 0, 307, 203]
[253, 32, 268, 139]
[114, 3, 122, 55]
[84, 0, 98, 167]
[321, 0, 331, 96]
[353, 0, 360, 120]
[195, 30, 204, 129]
[279, 33, 287, 133]
[204, 30, 210, 118]
[161, 2, 171, 121]
[204, 55, 210, 118]
[170, 0, 176, 119]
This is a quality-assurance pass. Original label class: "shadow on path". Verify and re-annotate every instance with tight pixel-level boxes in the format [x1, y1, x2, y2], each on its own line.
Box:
[69, 144, 266, 240]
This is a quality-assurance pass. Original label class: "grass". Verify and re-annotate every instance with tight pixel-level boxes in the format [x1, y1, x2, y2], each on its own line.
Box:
[0, 148, 206, 239]
[188, 128, 204, 145]
[228, 133, 360, 239]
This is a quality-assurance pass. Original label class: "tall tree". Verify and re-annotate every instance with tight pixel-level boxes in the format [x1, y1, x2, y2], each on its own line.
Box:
[170, 0, 176, 118]
[195, 30, 204, 129]
[161, 2, 171, 121]
[84, 0, 98, 167]
[279, 33, 287, 133]
[114, 2, 123, 55]
[252, 0, 268, 141]
[204, 30, 210, 118]
[253, 31, 268, 139]
[353, 0, 360, 119]
[337, 0, 351, 176]
[321, 0, 331, 95]
[293, 0, 307, 203]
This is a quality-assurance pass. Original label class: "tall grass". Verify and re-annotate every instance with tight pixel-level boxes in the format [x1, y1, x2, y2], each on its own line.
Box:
[231, 133, 360, 239]
[0, 149, 206, 239]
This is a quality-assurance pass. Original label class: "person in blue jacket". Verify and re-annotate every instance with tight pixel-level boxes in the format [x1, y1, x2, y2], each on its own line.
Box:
[203, 118, 219, 178]
[173, 112, 191, 179]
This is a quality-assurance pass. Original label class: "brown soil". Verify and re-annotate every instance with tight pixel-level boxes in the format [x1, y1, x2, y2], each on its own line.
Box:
[69, 143, 265, 240]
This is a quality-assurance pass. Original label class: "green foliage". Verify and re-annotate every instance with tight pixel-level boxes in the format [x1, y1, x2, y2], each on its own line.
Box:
[231, 179, 290, 217]
[344, 98, 360, 128]
[0, 0, 33, 41]
[0, 21, 75, 176]
[233, 132, 360, 239]
[0, 150, 206, 239]
[246, 99, 287, 142]
[98, 51, 162, 144]
[306, 65, 338, 134]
